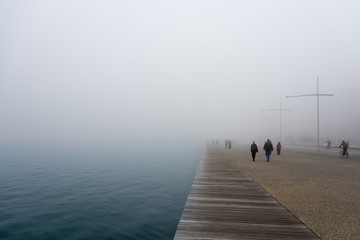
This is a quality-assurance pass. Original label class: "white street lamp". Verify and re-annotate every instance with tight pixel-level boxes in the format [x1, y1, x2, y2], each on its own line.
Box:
[286, 77, 334, 151]
[260, 98, 290, 143]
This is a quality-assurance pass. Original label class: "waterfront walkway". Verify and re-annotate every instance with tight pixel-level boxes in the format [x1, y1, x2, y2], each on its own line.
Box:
[174, 146, 318, 240]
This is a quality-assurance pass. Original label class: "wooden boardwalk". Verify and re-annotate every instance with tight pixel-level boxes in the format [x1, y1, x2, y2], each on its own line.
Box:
[173, 147, 319, 240]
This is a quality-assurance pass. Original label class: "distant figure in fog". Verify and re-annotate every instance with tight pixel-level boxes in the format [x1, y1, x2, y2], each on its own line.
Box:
[339, 140, 348, 157]
[225, 140, 228, 148]
[250, 141, 258, 161]
[228, 140, 231, 149]
[325, 140, 332, 150]
[263, 139, 273, 161]
[276, 142, 281, 155]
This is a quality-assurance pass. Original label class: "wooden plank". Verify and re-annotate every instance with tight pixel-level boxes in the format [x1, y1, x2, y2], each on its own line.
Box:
[174, 147, 319, 240]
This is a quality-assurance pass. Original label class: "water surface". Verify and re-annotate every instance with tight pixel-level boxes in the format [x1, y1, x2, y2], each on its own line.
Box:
[0, 144, 201, 240]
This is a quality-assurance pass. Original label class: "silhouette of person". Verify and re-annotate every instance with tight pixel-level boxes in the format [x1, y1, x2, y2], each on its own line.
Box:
[263, 139, 273, 161]
[339, 140, 348, 157]
[276, 142, 281, 155]
[250, 141, 258, 161]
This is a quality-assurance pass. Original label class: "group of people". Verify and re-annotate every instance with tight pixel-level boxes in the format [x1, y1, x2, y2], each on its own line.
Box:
[326, 139, 350, 158]
[250, 139, 281, 162]
[220, 136, 352, 161]
[249, 139, 351, 160]
[225, 139, 232, 149]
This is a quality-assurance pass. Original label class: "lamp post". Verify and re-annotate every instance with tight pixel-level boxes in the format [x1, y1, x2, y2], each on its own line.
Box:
[286, 77, 334, 151]
[255, 113, 270, 141]
[260, 98, 290, 143]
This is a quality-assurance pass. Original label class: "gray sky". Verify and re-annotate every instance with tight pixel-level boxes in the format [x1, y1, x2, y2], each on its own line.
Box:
[1, 0, 359, 148]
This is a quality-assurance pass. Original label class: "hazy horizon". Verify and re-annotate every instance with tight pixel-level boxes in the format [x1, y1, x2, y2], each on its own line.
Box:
[1, 0, 360, 150]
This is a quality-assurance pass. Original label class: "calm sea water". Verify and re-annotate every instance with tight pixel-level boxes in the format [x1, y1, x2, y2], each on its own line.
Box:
[0, 144, 202, 240]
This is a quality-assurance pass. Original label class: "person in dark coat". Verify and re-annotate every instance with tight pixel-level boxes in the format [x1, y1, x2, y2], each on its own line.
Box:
[339, 140, 348, 157]
[276, 142, 281, 155]
[263, 139, 273, 161]
[250, 141, 258, 161]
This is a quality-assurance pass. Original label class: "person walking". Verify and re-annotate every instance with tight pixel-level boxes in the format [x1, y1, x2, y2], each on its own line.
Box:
[250, 141, 258, 161]
[276, 142, 281, 155]
[263, 139, 273, 161]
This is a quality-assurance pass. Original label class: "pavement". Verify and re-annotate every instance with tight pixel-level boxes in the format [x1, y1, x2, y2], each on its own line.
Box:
[222, 144, 360, 240]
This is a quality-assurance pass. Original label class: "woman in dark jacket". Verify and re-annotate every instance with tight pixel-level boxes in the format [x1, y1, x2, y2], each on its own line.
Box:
[250, 141, 258, 161]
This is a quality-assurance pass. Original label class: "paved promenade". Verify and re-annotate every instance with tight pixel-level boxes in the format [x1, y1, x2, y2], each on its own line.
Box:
[223, 144, 360, 240]
[174, 146, 319, 239]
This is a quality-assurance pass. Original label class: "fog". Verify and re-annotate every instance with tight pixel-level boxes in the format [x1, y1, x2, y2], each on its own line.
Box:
[1, 0, 360, 151]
